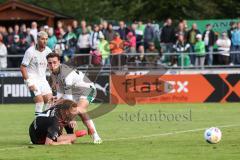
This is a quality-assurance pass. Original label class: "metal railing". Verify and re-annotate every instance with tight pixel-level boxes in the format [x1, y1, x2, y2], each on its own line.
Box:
[1, 51, 240, 72]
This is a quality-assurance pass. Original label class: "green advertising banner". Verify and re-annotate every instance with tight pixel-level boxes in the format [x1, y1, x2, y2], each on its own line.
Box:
[187, 19, 239, 34]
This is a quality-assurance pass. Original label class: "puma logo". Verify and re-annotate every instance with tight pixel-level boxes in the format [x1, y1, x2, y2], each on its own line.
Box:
[95, 83, 109, 96]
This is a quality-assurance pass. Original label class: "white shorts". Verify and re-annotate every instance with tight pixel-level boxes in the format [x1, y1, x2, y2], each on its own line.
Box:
[29, 79, 52, 97]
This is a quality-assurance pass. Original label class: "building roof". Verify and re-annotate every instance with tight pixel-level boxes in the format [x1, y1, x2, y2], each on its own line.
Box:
[0, 0, 72, 20]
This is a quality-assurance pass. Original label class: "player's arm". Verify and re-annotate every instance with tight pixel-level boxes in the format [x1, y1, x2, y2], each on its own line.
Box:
[45, 136, 73, 145]
[63, 71, 75, 100]
[20, 64, 36, 91]
[20, 64, 28, 81]
[20, 50, 36, 91]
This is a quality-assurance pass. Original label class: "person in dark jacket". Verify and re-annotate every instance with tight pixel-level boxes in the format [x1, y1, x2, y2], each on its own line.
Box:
[186, 23, 201, 65]
[117, 21, 129, 40]
[202, 24, 216, 65]
[160, 18, 176, 65]
[144, 21, 155, 49]
[160, 18, 175, 53]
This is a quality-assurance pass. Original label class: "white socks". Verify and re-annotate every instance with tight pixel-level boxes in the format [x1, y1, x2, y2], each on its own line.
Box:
[44, 103, 52, 111]
[35, 102, 44, 116]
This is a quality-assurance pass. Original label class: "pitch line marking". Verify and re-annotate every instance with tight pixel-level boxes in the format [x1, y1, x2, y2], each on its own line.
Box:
[104, 124, 240, 142]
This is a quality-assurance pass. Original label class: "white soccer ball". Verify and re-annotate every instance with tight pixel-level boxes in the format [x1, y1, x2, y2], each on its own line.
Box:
[204, 127, 222, 144]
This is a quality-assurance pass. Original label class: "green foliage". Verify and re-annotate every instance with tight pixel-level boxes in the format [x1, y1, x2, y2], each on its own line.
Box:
[1, 0, 240, 22]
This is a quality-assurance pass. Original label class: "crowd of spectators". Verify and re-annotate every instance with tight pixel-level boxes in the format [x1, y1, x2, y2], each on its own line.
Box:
[0, 18, 239, 69]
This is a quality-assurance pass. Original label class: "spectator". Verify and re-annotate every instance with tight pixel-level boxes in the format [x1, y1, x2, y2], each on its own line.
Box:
[130, 22, 137, 36]
[8, 35, 26, 68]
[72, 20, 81, 38]
[7, 27, 14, 47]
[54, 28, 66, 59]
[160, 18, 175, 65]
[77, 28, 90, 53]
[145, 42, 158, 66]
[227, 21, 236, 40]
[0, 26, 8, 45]
[30, 21, 38, 43]
[20, 36, 30, 52]
[43, 25, 49, 33]
[110, 32, 125, 67]
[203, 24, 216, 66]
[89, 24, 102, 51]
[175, 22, 187, 41]
[0, 33, 7, 69]
[47, 27, 57, 50]
[160, 18, 175, 53]
[13, 24, 20, 36]
[25, 28, 35, 46]
[98, 34, 110, 65]
[228, 22, 236, 65]
[105, 23, 115, 42]
[136, 21, 145, 48]
[101, 20, 108, 37]
[186, 23, 201, 64]
[216, 32, 231, 65]
[194, 34, 206, 68]
[99, 24, 103, 31]
[117, 21, 129, 40]
[144, 21, 155, 49]
[76, 28, 90, 65]
[173, 34, 191, 67]
[231, 22, 240, 65]
[125, 32, 136, 53]
[87, 25, 92, 33]
[81, 20, 87, 33]
[55, 20, 64, 39]
[19, 24, 27, 39]
[62, 25, 77, 62]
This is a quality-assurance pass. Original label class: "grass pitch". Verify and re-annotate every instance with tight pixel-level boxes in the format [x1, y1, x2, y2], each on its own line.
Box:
[0, 103, 240, 160]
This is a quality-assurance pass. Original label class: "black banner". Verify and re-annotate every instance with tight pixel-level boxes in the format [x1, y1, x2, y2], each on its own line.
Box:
[0, 75, 109, 104]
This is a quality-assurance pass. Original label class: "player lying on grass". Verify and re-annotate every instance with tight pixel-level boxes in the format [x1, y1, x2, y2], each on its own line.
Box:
[29, 99, 87, 145]
[47, 53, 102, 144]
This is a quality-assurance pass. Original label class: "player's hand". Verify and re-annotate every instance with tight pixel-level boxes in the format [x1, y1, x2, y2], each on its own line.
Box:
[46, 96, 58, 108]
[69, 121, 77, 128]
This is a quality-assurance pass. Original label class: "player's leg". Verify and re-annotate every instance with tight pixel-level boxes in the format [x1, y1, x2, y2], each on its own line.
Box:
[29, 82, 45, 116]
[77, 99, 102, 144]
[43, 93, 53, 110]
[33, 95, 45, 116]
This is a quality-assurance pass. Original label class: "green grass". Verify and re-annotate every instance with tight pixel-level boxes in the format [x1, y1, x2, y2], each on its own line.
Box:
[0, 103, 240, 160]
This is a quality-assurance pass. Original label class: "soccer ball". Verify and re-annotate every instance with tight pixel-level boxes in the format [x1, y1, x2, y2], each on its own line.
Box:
[204, 127, 222, 144]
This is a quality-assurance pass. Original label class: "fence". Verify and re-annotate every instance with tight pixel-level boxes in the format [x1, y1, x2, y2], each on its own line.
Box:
[1, 51, 240, 71]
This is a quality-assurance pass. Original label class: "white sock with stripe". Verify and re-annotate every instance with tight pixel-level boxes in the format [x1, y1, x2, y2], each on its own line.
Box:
[35, 102, 44, 116]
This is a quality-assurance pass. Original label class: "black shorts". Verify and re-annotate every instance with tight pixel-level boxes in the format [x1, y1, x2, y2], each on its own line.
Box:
[29, 115, 61, 145]
[29, 123, 46, 144]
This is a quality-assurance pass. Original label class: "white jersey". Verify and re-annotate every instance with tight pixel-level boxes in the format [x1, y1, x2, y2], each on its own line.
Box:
[51, 64, 96, 101]
[22, 45, 52, 80]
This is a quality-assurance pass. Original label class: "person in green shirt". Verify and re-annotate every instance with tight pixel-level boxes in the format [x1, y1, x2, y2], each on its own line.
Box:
[194, 34, 206, 68]
[47, 27, 57, 50]
[98, 34, 110, 65]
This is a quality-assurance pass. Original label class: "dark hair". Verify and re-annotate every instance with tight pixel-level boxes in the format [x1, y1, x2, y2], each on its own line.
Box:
[46, 52, 61, 60]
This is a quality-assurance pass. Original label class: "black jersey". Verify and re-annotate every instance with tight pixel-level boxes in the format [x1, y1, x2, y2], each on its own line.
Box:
[29, 104, 71, 144]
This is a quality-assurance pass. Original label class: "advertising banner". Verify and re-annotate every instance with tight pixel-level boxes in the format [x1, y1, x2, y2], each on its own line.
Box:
[110, 74, 240, 104]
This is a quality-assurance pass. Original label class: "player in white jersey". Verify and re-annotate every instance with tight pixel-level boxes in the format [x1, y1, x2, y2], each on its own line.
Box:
[20, 31, 53, 116]
[46, 53, 102, 144]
